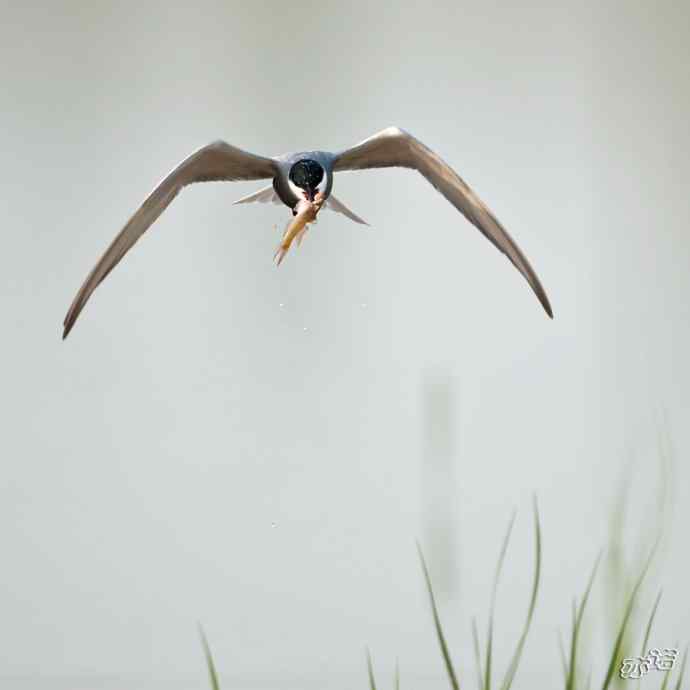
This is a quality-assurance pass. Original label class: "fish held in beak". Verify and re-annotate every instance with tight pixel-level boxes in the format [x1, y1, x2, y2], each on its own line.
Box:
[274, 192, 325, 266]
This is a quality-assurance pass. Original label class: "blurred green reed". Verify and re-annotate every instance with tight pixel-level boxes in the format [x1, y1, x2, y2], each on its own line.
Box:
[199, 432, 686, 690]
[199, 512, 686, 690]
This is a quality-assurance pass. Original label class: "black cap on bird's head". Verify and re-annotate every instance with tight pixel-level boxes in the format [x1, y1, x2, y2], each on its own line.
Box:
[289, 159, 324, 201]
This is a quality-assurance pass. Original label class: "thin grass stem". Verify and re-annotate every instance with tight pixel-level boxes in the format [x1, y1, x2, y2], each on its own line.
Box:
[417, 542, 461, 690]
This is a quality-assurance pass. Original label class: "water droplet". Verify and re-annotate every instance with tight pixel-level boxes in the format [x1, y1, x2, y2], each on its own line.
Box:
[361, 302, 367, 309]
[279, 302, 284, 308]
[303, 326, 308, 332]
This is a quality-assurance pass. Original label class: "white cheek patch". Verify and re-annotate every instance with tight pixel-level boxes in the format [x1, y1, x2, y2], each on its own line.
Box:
[316, 170, 330, 196]
[288, 177, 305, 200]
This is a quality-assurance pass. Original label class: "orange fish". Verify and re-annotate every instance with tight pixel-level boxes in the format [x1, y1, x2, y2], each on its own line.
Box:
[274, 193, 325, 266]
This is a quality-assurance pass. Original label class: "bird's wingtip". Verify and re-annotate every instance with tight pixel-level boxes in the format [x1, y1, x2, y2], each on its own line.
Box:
[62, 309, 74, 339]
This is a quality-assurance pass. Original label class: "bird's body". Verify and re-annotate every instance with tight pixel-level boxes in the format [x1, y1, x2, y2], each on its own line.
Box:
[62, 127, 553, 338]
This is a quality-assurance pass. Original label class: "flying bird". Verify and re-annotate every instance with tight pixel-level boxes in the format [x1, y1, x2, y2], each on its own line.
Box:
[62, 127, 552, 338]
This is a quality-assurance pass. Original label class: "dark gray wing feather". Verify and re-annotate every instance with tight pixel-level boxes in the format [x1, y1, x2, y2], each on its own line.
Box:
[63, 140, 277, 338]
[333, 127, 553, 318]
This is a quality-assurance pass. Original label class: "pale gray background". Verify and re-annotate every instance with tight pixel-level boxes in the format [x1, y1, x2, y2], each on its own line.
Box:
[1, 1, 688, 688]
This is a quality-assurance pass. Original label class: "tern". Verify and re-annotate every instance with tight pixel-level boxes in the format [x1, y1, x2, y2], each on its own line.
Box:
[62, 126, 552, 338]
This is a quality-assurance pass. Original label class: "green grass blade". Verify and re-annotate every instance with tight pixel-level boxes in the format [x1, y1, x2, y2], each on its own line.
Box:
[366, 648, 377, 690]
[198, 624, 221, 690]
[639, 590, 662, 657]
[499, 498, 542, 690]
[674, 645, 687, 690]
[395, 657, 400, 690]
[417, 543, 461, 690]
[566, 599, 577, 690]
[566, 553, 602, 690]
[558, 631, 568, 683]
[485, 510, 517, 690]
[472, 618, 484, 690]
[660, 641, 679, 690]
[600, 540, 658, 690]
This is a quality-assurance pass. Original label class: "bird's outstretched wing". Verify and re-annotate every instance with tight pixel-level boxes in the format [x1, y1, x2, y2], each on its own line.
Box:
[233, 184, 283, 206]
[63, 141, 277, 338]
[332, 127, 553, 317]
[325, 195, 369, 226]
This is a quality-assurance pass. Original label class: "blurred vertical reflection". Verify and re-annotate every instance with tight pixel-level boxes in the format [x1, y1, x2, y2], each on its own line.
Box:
[420, 370, 458, 598]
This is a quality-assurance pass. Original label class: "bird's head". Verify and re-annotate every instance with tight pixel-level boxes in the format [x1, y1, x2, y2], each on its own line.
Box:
[289, 159, 324, 202]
